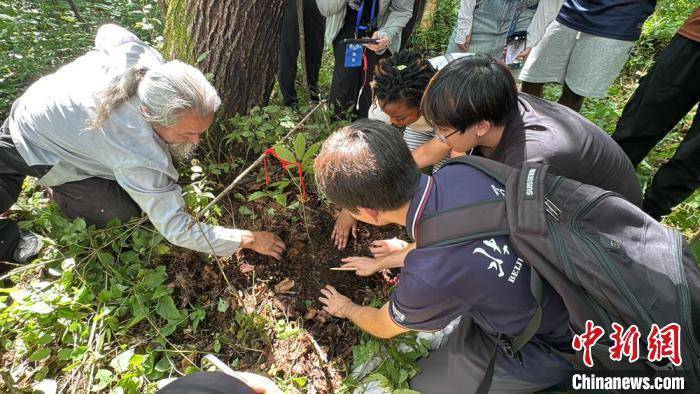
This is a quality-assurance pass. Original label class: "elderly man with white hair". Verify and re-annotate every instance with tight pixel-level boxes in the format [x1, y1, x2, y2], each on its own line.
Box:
[0, 24, 285, 265]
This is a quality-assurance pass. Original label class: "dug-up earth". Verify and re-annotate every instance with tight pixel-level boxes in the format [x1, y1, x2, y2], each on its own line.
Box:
[166, 193, 406, 392]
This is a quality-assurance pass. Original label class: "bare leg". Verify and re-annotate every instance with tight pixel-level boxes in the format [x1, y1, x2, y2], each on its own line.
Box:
[521, 81, 544, 97]
[558, 83, 585, 112]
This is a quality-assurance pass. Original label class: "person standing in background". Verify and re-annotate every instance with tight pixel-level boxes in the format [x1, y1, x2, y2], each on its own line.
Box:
[278, 0, 326, 107]
[317, 0, 413, 118]
[447, 0, 563, 75]
[520, 0, 657, 112]
[612, 7, 700, 220]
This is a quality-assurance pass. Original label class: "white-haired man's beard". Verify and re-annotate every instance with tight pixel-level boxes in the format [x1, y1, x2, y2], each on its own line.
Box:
[168, 142, 197, 161]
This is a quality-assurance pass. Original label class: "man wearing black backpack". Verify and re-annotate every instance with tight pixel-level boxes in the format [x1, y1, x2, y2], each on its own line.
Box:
[341, 54, 643, 275]
[316, 120, 574, 392]
[316, 119, 700, 392]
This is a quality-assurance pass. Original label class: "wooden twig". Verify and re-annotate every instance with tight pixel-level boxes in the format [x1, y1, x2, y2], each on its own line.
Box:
[187, 100, 326, 227]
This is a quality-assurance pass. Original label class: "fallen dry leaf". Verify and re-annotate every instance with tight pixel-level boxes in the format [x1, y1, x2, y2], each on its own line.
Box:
[274, 278, 295, 293]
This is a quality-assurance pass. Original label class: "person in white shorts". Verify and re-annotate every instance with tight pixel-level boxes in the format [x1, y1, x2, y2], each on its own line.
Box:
[520, 0, 656, 112]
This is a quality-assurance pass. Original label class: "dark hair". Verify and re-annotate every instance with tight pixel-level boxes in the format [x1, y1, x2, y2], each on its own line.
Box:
[314, 119, 420, 212]
[373, 50, 436, 109]
[421, 55, 518, 132]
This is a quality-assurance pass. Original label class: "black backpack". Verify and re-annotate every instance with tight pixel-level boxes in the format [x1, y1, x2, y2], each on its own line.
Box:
[416, 156, 700, 391]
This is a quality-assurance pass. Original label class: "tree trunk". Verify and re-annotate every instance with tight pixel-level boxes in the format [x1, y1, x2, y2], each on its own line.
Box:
[163, 0, 286, 119]
[420, 0, 439, 30]
[156, 0, 169, 19]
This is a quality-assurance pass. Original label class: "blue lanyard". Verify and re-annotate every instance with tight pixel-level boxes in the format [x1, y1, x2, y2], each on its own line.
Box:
[354, 0, 379, 37]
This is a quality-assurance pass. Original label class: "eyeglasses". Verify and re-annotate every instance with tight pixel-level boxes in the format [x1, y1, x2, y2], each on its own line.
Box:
[434, 128, 461, 144]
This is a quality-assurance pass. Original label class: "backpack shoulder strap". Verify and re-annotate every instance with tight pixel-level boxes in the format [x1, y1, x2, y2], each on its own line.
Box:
[417, 156, 550, 248]
[416, 199, 509, 248]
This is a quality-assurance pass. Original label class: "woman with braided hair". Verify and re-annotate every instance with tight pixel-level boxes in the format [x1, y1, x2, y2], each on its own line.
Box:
[331, 50, 468, 249]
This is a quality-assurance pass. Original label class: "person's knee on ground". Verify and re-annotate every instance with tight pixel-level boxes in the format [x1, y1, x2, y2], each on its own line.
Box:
[48, 177, 141, 227]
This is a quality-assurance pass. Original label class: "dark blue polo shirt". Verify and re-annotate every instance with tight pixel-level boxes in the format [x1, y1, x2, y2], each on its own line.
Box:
[556, 0, 657, 41]
[389, 164, 573, 384]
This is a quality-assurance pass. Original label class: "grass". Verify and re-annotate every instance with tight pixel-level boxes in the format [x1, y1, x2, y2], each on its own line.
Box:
[0, 0, 698, 393]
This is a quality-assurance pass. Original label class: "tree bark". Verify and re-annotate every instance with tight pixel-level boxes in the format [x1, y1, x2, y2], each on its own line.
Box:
[163, 0, 286, 119]
[156, 0, 169, 19]
[420, 0, 439, 30]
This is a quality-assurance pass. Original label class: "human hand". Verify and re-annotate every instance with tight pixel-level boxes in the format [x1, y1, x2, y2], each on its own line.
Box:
[319, 285, 355, 318]
[240, 231, 286, 260]
[339, 256, 381, 276]
[364, 31, 389, 53]
[369, 238, 408, 258]
[516, 47, 532, 61]
[455, 33, 471, 52]
[332, 208, 357, 249]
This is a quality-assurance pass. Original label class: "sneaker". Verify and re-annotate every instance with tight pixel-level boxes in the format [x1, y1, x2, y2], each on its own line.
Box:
[12, 230, 45, 263]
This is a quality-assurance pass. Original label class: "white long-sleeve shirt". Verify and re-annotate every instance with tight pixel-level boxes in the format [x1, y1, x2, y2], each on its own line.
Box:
[7, 24, 244, 256]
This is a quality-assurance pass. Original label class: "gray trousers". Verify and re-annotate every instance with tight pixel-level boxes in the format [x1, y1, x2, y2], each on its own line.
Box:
[1, 120, 139, 262]
[410, 315, 571, 393]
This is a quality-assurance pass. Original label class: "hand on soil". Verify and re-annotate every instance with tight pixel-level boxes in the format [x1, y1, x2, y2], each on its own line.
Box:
[370, 238, 408, 258]
[332, 208, 357, 249]
[242, 231, 286, 260]
[319, 285, 354, 318]
[339, 256, 380, 276]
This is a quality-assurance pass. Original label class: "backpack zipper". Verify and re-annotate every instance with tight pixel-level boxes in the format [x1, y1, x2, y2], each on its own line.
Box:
[672, 230, 700, 360]
[571, 191, 655, 336]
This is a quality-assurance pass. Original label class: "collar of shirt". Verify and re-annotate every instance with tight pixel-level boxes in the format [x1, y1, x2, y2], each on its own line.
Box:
[408, 116, 433, 133]
[406, 174, 434, 240]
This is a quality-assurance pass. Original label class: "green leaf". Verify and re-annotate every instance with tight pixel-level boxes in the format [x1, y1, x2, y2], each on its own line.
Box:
[217, 298, 230, 313]
[293, 133, 306, 160]
[274, 144, 296, 163]
[110, 348, 135, 373]
[36, 333, 53, 346]
[97, 252, 115, 265]
[29, 348, 51, 361]
[156, 296, 183, 322]
[151, 285, 172, 300]
[126, 310, 146, 329]
[161, 323, 177, 337]
[213, 339, 221, 353]
[273, 193, 287, 207]
[248, 191, 269, 201]
[190, 308, 206, 333]
[155, 355, 173, 373]
[58, 348, 73, 361]
[142, 270, 167, 289]
[302, 142, 321, 165]
[129, 354, 147, 369]
[292, 376, 308, 387]
[93, 369, 113, 391]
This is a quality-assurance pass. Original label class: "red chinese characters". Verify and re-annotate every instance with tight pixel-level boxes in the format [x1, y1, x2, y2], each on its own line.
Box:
[572, 321, 683, 367]
[572, 320, 606, 367]
[609, 323, 641, 363]
[647, 323, 682, 366]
